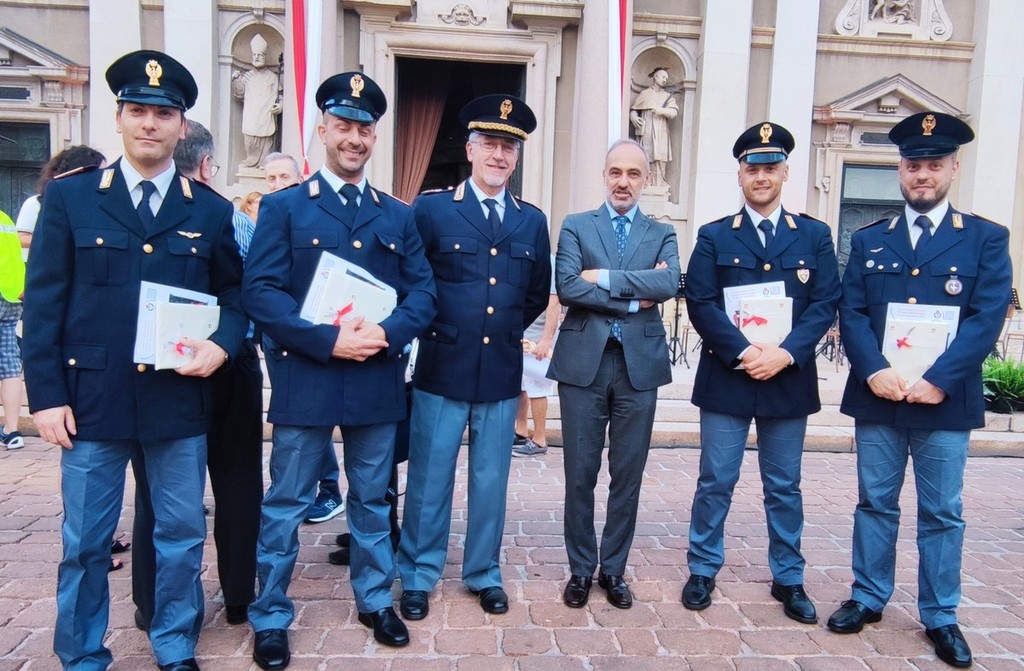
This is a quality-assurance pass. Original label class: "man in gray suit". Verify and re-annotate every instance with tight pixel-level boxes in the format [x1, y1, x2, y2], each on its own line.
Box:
[548, 139, 680, 609]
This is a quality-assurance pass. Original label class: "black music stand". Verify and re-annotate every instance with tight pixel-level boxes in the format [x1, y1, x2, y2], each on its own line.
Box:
[668, 273, 689, 368]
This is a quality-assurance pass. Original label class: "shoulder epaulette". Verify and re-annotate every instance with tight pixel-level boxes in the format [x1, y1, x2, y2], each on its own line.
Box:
[187, 178, 229, 203]
[54, 164, 99, 181]
[179, 175, 193, 200]
[730, 214, 743, 229]
[860, 217, 890, 230]
[374, 188, 409, 207]
[797, 211, 827, 225]
[99, 168, 115, 190]
[307, 180, 320, 198]
[454, 182, 466, 202]
[418, 187, 452, 196]
[968, 211, 1004, 227]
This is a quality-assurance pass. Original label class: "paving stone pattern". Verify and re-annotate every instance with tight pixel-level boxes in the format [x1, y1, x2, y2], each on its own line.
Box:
[1, 439, 1022, 670]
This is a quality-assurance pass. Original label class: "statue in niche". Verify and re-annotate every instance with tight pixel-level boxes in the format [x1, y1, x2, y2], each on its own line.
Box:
[629, 67, 679, 189]
[869, 0, 914, 23]
[232, 33, 282, 169]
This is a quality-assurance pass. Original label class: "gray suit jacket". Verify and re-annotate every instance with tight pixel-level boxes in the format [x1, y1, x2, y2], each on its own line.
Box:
[548, 206, 680, 390]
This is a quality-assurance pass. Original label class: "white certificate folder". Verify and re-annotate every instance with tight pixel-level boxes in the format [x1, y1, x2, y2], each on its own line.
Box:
[300, 251, 397, 325]
[881, 303, 960, 383]
[135, 281, 219, 368]
[738, 296, 793, 345]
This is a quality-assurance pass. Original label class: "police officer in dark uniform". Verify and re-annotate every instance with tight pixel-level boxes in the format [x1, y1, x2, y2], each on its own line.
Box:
[23, 50, 247, 671]
[397, 95, 551, 620]
[683, 122, 841, 623]
[828, 112, 1010, 669]
[243, 72, 436, 665]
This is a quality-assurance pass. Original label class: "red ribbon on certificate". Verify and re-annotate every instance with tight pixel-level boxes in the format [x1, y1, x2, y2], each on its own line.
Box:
[333, 302, 355, 326]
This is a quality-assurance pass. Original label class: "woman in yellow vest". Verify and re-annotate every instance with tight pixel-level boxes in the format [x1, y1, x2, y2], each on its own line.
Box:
[0, 208, 25, 449]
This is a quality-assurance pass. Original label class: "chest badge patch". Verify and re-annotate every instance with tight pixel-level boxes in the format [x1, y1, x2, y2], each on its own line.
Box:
[796, 268, 810, 284]
[945, 276, 963, 296]
[177, 231, 202, 239]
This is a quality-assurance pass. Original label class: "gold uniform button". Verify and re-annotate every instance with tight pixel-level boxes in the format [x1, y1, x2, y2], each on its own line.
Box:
[281, 351, 288, 357]
[799, 260, 806, 266]
[143, 243, 154, 254]
[733, 258, 740, 264]
[911, 268, 920, 276]
[191, 247, 197, 254]
[763, 263, 772, 271]
[489, 277, 497, 285]
[68, 358, 76, 366]
[137, 364, 147, 373]
[95, 237, 104, 245]
[908, 297, 918, 304]
[454, 243, 461, 250]
[390, 243, 396, 250]
[312, 238, 320, 246]
[353, 240, 362, 249]
[483, 336, 490, 344]
[490, 248, 498, 256]
[950, 266, 958, 272]
[487, 306, 495, 314]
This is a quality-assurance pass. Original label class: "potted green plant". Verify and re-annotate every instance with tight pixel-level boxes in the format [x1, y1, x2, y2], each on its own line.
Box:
[982, 356, 1024, 413]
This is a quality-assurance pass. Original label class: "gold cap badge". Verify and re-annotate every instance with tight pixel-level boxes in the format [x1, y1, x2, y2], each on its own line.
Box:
[499, 99, 513, 121]
[922, 114, 936, 136]
[146, 60, 163, 87]
[350, 74, 364, 99]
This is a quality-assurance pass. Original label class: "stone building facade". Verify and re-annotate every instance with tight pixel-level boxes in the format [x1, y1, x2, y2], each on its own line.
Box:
[1, 0, 1022, 287]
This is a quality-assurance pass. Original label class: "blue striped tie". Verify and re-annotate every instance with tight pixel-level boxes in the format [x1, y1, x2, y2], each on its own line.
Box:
[611, 215, 628, 341]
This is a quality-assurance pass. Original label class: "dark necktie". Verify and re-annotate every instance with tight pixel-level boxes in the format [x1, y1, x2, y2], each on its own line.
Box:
[137, 180, 157, 229]
[758, 219, 774, 252]
[483, 198, 501, 238]
[611, 215, 629, 341]
[914, 215, 932, 250]
[340, 183, 360, 223]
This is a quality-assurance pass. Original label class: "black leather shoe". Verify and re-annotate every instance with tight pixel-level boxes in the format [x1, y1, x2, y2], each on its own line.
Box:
[563, 575, 593, 608]
[335, 532, 351, 548]
[328, 547, 350, 566]
[134, 608, 150, 633]
[400, 590, 429, 620]
[225, 604, 249, 625]
[471, 586, 509, 614]
[926, 624, 972, 668]
[770, 582, 818, 624]
[253, 628, 290, 670]
[358, 607, 410, 647]
[158, 659, 199, 671]
[682, 574, 715, 610]
[827, 600, 882, 634]
[597, 574, 633, 609]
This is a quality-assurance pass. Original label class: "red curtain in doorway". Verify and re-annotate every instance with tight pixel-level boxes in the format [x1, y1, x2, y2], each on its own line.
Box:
[395, 68, 448, 203]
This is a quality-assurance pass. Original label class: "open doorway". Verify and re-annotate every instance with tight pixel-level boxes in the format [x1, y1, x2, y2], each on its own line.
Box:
[393, 57, 526, 202]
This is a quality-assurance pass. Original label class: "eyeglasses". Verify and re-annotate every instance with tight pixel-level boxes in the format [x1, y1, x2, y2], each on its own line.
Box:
[471, 139, 520, 156]
[205, 155, 221, 177]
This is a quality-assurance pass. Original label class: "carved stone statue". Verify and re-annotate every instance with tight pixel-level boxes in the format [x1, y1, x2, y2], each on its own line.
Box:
[629, 67, 679, 189]
[232, 33, 281, 169]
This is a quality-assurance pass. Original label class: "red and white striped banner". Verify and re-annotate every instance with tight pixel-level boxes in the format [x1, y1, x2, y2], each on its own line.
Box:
[290, 0, 322, 177]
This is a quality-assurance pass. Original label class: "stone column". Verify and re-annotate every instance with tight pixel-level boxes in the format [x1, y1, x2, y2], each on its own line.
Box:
[565, 0, 620, 214]
[88, 0, 141, 161]
[769, 1, 819, 215]
[689, 0, 753, 237]
[960, 0, 1024, 222]
[164, 0, 216, 128]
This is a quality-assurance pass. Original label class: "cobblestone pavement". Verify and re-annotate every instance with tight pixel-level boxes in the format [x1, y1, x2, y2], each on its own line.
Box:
[1, 438, 1022, 670]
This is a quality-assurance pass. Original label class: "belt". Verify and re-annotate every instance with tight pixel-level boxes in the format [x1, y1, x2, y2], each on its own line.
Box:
[604, 338, 623, 351]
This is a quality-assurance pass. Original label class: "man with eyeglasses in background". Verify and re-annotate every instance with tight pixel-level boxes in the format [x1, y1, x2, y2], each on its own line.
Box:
[130, 120, 264, 634]
[397, 94, 551, 620]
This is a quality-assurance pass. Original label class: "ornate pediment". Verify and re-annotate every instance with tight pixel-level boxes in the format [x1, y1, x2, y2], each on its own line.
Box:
[834, 0, 953, 41]
[816, 74, 961, 124]
[0, 27, 87, 106]
[814, 74, 963, 147]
